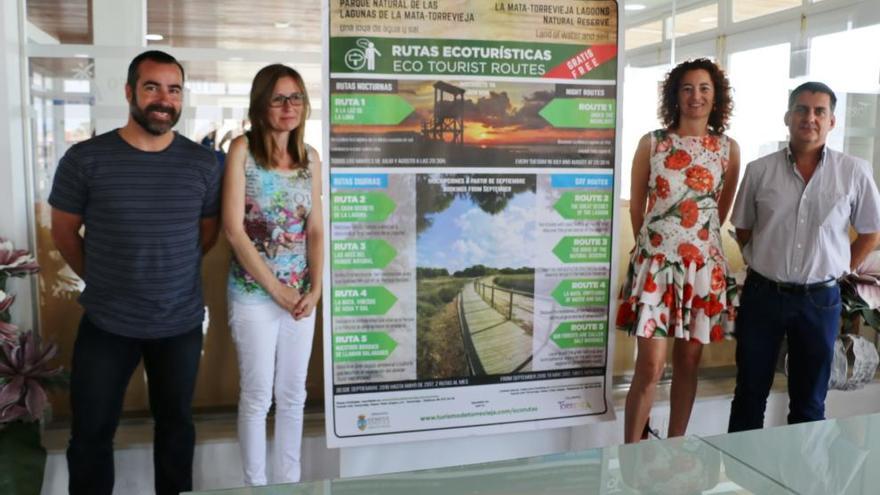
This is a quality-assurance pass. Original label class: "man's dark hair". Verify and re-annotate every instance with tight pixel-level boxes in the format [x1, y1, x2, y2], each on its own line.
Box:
[126, 50, 185, 89]
[788, 81, 837, 112]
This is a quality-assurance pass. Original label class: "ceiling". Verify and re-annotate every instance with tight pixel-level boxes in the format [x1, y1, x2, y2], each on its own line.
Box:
[26, 0, 667, 49]
[23, 0, 701, 84]
[26, 0, 321, 51]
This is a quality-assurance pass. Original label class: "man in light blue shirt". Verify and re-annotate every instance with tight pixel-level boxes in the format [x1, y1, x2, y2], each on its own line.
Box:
[729, 81, 880, 432]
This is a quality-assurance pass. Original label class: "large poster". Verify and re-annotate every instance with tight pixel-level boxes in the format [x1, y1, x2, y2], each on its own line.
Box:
[323, 0, 621, 447]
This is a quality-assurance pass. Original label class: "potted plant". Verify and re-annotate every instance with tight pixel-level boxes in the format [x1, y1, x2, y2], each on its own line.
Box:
[833, 250, 880, 390]
[841, 250, 880, 333]
[0, 238, 65, 494]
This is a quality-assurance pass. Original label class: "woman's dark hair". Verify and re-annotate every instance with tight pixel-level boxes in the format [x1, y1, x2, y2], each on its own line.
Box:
[659, 58, 733, 134]
[247, 64, 310, 169]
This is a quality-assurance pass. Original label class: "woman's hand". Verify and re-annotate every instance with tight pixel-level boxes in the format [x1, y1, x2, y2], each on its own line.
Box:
[292, 290, 321, 320]
[270, 284, 302, 313]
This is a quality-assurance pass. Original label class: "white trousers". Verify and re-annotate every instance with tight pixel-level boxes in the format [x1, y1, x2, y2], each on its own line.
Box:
[229, 298, 316, 486]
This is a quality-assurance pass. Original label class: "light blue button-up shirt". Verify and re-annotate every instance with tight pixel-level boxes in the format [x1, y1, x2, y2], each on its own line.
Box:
[731, 146, 880, 284]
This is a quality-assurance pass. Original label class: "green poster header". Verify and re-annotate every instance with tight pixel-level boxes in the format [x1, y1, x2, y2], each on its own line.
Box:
[330, 36, 616, 79]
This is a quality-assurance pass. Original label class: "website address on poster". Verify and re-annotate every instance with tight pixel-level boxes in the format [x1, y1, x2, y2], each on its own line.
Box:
[420, 407, 538, 422]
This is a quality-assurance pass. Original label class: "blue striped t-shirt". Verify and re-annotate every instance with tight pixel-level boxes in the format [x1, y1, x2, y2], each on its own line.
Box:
[49, 130, 221, 338]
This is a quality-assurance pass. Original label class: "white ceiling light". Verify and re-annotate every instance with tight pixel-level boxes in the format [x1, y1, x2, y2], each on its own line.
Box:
[145, 33, 164, 41]
[274, 22, 291, 29]
[625, 3, 647, 11]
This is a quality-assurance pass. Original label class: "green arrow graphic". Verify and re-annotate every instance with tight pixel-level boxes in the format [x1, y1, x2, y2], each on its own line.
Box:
[331, 192, 397, 222]
[539, 98, 616, 129]
[332, 285, 398, 316]
[551, 321, 608, 349]
[551, 279, 609, 307]
[333, 332, 398, 362]
[554, 191, 612, 220]
[331, 239, 398, 270]
[331, 94, 414, 125]
[553, 236, 611, 263]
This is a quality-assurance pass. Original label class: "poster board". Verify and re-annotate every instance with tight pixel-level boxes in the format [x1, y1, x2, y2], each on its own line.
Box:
[323, 0, 622, 447]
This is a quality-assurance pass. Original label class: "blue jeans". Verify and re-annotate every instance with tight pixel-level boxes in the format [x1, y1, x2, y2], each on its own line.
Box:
[66, 315, 203, 495]
[728, 271, 840, 433]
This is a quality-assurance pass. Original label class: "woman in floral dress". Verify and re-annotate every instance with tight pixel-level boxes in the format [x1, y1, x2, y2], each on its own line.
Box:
[617, 58, 740, 443]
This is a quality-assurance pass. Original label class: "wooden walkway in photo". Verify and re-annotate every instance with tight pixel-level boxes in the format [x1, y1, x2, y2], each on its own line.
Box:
[458, 278, 533, 375]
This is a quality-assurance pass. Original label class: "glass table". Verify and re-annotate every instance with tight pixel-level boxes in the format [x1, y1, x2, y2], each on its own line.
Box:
[702, 413, 880, 495]
[189, 421, 836, 494]
[188, 412, 880, 494]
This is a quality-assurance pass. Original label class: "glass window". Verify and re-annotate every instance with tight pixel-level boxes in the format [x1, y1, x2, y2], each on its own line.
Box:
[733, 0, 802, 23]
[808, 24, 880, 176]
[667, 3, 719, 39]
[727, 43, 792, 170]
[625, 20, 664, 50]
[27, 0, 92, 44]
[146, 0, 321, 51]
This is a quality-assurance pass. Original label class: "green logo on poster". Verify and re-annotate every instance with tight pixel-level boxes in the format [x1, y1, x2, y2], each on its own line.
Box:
[345, 38, 382, 71]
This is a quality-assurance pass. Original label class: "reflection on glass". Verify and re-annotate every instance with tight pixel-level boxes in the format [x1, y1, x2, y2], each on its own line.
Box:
[187, 434, 799, 494]
[29, 57, 94, 419]
[615, 437, 724, 494]
[626, 20, 664, 50]
[667, 3, 718, 39]
[732, 0, 801, 23]
[704, 415, 877, 495]
[26, 0, 92, 44]
[727, 43, 791, 172]
[146, 0, 321, 51]
[27, 54, 323, 418]
[808, 24, 880, 181]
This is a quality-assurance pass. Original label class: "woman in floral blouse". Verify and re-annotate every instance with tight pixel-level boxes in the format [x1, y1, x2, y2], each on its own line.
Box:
[617, 58, 740, 443]
[223, 64, 323, 484]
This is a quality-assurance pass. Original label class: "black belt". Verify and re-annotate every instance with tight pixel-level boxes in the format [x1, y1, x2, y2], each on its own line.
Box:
[748, 269, 838, 294]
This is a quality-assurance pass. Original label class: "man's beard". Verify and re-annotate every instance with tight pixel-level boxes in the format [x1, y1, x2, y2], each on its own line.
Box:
[130, 95, 180, 136]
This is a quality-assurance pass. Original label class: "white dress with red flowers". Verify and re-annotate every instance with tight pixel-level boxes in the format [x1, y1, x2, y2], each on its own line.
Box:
[616, 130, 737, 343]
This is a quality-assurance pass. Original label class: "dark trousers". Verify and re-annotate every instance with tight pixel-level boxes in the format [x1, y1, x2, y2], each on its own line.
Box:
[67, 315, 203, 495]
[728, 272, 840, 433]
